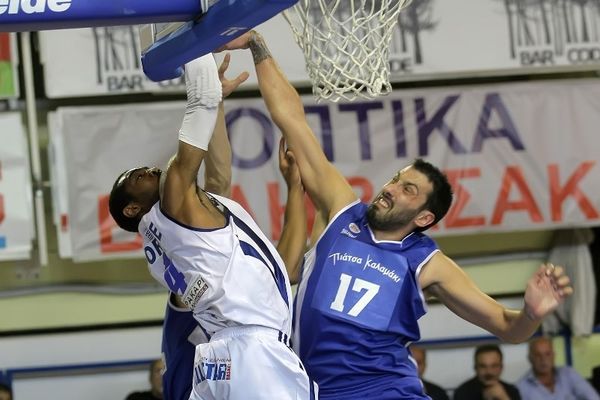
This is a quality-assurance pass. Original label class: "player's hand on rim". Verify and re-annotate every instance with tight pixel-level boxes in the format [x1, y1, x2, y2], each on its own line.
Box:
[216, 30, 256, 52]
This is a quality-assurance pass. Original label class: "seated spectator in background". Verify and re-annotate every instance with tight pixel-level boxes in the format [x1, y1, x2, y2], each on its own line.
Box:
[592, 365, 600, 395]
[410, 345, 449, 400]
[517, 336, 600, 399]
[0, 383, 12, 400]
[454, 344, 521, 400]
[125, 358, 163, 400]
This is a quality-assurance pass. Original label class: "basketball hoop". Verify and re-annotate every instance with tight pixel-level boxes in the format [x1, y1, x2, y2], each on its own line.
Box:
[284, 0, 413, 102]
[140, 0, 298, 81]
[0, 0, 297, 82]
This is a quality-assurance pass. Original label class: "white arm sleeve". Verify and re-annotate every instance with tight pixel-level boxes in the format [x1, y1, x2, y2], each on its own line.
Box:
[178, 54, 223, 150]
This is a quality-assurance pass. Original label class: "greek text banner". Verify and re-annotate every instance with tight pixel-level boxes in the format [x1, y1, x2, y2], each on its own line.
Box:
[53, 80, 600, 261]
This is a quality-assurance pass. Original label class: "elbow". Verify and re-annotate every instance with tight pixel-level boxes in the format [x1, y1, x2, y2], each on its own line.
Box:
[495, 330, 534, 344]
[499, 335, 524, 345]
[205, 174, 232, 196]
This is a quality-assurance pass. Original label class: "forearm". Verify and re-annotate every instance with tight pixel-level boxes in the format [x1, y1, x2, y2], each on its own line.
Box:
[249, 34, 317, 162]
[170, 54, 221, 192]
[277, 185, 307, 285]
[426, 254, 542, 345]
[249, 32, 305, 125]
[497, 308, 541, 344]
[309, 207, 327, 248]
[204, 103, 232, 197]
[248, 32, 356, 216]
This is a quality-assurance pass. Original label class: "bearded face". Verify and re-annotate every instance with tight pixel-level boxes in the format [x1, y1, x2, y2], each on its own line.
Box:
[366, 199, 422, 231]
[366, 166, 434, 233]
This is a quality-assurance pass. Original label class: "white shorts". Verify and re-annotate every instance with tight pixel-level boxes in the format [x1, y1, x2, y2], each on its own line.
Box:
[189, 325, 318, 400]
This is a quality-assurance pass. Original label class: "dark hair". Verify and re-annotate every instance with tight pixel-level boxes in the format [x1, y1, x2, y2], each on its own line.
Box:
[109, 171, 141, 233]
[411, 158, 453, 232]
[0, 382, 12, 397]
[475, 344, 503, 364]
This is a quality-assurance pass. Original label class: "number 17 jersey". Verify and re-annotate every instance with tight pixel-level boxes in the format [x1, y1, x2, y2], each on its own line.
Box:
[293, 200, 439, 399]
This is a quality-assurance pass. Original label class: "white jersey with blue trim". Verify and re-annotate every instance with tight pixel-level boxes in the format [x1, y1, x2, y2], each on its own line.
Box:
[140, 192, 293, 337]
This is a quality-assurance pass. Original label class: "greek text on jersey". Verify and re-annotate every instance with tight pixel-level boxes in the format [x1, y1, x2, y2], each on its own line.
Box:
[363, 254, 402, 283]
[328, 252, 363, 266]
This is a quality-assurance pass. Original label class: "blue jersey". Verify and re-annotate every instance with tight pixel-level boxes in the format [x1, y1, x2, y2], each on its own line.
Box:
[293, 201, 438, 399]
[162, 295, 209, 400]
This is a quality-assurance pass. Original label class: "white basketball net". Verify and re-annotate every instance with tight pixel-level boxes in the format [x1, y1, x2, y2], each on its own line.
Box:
[284, 0, 412, 102]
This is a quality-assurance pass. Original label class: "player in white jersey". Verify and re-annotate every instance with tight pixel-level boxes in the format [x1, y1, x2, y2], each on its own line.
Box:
[109, 54, 316, 399]
[161, 138, 309, 400]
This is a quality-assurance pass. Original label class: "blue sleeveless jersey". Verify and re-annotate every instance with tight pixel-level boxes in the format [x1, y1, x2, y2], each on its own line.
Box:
[293, 201, 438, 399]
[162, 296, 208, 400]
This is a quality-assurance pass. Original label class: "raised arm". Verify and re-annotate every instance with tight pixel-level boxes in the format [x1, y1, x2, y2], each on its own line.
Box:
[162, 54, 222, 220]
[203, 103, 231, 196]
[220, 32, 356, 222]
[203, 54, 249, 197]
[276, 139, 307, 285]
[420, 253, 572, 343]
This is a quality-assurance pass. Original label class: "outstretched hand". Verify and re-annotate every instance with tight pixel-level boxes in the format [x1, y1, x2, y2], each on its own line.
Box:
[524, 263, 573, 320]
[278, 138, 302, 190]
[218, 53, 249, 98]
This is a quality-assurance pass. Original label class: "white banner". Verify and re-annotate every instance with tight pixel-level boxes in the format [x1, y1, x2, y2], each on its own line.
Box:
[38, 16, 306, 98]
[51, 79, 600, 262]
[39, 1, 600, 98]
[0, 33, 19, 99]
[48, 112, 72, 258]
[0, 112, 34, 260]
[388, 0, 600, 78]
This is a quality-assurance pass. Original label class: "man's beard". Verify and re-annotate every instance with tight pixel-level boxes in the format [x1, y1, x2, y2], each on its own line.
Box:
[366, 203, 420, 232]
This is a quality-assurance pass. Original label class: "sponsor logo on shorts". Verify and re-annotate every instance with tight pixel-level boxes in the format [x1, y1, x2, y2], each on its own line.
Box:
[182, 276, 209, 309]
[194, 357, 232, 384]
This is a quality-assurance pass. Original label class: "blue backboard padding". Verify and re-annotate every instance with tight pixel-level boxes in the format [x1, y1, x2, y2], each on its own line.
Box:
[0, 0, 200, 32]
[141, 0, 298, 82]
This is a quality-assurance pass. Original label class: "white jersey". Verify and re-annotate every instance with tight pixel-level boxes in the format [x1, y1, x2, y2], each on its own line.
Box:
[139, 192, 293, 337]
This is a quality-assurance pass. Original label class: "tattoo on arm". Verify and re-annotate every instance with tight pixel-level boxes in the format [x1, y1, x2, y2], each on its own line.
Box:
[249, 32, 272, 64]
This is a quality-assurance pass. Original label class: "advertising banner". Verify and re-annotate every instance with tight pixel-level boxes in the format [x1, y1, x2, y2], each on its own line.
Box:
[0, 33, 19, 98]
[51, 79, 600, 261]
[40, 1, 600, 98]
[0, 112, 34, 260]
[388, 0, 600, 78]
[38, 16, 306, 98]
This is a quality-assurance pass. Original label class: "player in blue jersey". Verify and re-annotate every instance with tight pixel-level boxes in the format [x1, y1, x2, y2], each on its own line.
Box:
[110, 53, 315, 399]
[221, 31, 574, 400]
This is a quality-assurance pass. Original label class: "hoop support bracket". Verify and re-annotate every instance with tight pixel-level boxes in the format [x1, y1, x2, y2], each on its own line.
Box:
[141, 0, 298, 82]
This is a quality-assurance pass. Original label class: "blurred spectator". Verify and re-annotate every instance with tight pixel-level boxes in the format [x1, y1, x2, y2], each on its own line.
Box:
[0, 383, 12, 400]
[592, 366, 600, 395]
[453, 344, 521, 400]
[125, 359, 164, 400]
[410, 345, 449, 400]
[517, 337, 599, 399]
